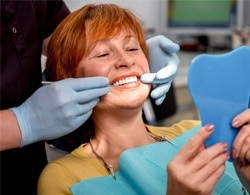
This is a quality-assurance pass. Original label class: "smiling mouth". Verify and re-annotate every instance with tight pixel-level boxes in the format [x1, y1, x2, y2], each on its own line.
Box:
[111, 76, 138, 87]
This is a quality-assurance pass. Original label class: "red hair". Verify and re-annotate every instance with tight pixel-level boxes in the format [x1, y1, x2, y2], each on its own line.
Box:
[46, 4, 148, 81]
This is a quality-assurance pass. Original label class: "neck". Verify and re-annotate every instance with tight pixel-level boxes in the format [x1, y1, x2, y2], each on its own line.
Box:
[86, 107, 155, 171]
[93, 108, 150, 146]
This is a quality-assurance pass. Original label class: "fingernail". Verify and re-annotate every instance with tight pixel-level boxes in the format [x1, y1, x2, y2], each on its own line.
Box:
[232, 119, 239, 127]
[205, 124, 214, 132]
[232, 149, 238, 159]
[220, 142, 228, 151]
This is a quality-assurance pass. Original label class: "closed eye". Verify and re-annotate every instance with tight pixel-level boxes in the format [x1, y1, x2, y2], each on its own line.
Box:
[96, 53, 109, 58]
[127, 48, 139, 52]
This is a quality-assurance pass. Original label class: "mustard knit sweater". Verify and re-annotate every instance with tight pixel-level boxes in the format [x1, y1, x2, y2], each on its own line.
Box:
[38, 120, 200, 195]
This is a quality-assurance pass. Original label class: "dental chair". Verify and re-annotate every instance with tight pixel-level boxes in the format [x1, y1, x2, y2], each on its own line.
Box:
[143, 84, 177, 126]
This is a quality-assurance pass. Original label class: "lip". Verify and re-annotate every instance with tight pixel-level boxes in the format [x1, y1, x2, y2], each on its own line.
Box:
[110, 72, 141, 84]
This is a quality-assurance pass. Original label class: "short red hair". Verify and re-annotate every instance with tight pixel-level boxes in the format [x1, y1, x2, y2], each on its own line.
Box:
[46, 4, 148, 81]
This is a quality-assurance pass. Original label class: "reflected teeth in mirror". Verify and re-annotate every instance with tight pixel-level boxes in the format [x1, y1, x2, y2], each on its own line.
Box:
[113, 76, 137, 86]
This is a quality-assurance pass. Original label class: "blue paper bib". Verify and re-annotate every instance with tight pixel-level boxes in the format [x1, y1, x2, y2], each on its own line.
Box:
[70, 125, 246, 195]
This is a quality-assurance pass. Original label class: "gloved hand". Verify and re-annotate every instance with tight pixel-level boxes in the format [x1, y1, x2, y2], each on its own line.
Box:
[141, 35, 180, 105]
[11, 77, 110, 147]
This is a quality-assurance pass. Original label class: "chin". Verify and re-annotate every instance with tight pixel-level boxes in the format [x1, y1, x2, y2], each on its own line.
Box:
[122, 89, 149, 107]
[98, 90, 148, 110]
[122, 97, 145, 108]
[98, 84, 150, 109]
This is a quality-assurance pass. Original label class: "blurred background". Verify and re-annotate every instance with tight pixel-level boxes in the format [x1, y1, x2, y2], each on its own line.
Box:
[45, 0, 250, 161]
[61, 0, 250, 126]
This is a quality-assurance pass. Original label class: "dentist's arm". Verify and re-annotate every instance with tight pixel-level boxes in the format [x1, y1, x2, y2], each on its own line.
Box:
[141, 35, 180, 105]
[0, 110, 22, 151]
[0, 77, 110, 151]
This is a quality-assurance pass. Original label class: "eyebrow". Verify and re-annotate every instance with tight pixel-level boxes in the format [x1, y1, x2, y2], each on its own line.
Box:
[88, 34, 137, 55]
[93, 34, 136, 44]
[123, 34, 137, 42]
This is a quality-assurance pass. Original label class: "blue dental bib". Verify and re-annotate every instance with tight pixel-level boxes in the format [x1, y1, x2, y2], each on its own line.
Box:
[70, 125, 245, 195]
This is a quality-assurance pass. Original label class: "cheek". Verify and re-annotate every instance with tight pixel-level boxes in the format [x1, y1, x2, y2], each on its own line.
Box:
[143, 62, 150, 73]
[85, 68, 103, 77]
[76, 62, 88, 77]
[137, 55, 150, 73]
[143, 83, 151, 98]
[76, 62, 109, 77]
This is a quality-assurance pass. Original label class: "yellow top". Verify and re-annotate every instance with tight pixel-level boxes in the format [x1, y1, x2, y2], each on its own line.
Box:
[37, 120, 200, 195]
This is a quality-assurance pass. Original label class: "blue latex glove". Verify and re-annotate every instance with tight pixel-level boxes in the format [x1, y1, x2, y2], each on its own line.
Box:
[11, 77, 110, 147]
[141, 35, 180, 105]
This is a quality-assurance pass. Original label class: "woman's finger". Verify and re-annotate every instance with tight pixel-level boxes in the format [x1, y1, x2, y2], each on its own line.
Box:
[232, 109, 250, 128]
[195, 149, 229, 181]
[190, 142, 229, 174]
[199, 163, 226, 193]
[233, 123, 250, 159]
[176, 124, 214, 163]
[238, 134, 250, 164]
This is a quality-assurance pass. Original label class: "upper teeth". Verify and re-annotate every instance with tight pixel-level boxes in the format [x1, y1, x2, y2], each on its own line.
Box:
[112, 76, 137, 86]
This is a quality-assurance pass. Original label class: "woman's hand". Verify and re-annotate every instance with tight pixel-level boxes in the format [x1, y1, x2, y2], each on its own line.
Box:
[232, 109, 250, 192]
[167, 125, 230, 195]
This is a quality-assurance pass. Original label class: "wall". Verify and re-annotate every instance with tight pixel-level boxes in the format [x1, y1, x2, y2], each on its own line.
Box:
[64, 0, 250, 36]
[64, 0, 162, 34]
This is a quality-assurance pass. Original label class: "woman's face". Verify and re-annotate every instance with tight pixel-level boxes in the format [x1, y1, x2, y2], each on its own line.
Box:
[76, 28, 150, 110]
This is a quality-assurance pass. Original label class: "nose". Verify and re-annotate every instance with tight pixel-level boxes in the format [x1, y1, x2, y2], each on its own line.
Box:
[114, 50, 134, 69]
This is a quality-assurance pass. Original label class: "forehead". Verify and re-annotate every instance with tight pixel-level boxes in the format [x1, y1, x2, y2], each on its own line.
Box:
[84, 23, 137, 55]
[86, 21, 136, 42]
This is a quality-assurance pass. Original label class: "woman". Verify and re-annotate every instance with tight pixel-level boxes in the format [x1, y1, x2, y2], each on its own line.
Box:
[38, 4, 250, 195]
